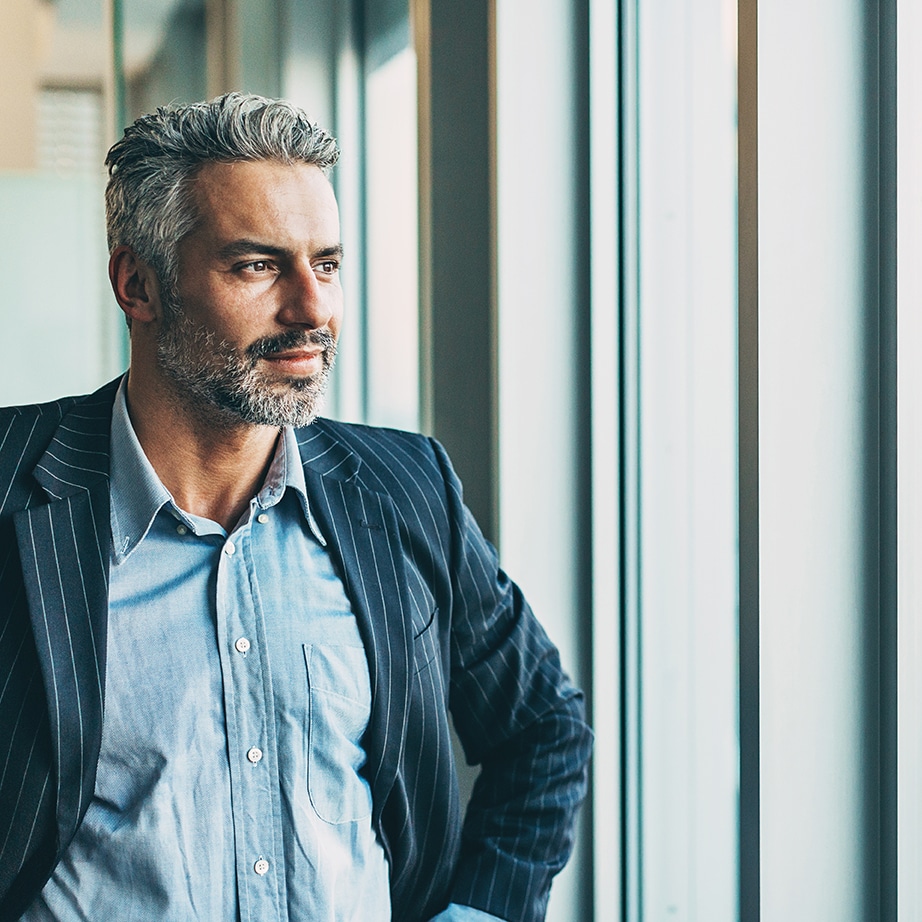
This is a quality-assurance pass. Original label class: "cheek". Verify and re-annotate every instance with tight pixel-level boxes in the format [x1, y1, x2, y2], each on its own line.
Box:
[329, 291, 345, 334]
[188, 293, 266, 343]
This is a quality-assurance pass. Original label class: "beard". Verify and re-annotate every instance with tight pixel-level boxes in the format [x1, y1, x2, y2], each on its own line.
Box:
[155, 293, 337, 429]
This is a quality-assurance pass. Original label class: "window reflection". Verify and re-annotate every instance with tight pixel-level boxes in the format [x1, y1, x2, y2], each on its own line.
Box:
[364, 44, 419, 430]
[123, 0, 206, 122]
[0, 0, 118, 404]
[2, 0, 109, 175]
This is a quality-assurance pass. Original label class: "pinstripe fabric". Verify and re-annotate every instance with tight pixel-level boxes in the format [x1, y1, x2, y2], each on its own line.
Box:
[0, 383, 115, 921]
[0, 379, 591, 922]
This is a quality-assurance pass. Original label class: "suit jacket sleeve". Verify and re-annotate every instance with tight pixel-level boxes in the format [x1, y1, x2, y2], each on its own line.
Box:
[429, 439, 593, 922]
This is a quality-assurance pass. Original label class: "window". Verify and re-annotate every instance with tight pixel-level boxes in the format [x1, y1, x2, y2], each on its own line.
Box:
[0, 1, 910, 917]
[0, 0, 120, 405]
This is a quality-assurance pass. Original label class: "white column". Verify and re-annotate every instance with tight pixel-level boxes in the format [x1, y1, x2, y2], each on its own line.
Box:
[759, 1, 876, 918]
[495, 1, 587, 918]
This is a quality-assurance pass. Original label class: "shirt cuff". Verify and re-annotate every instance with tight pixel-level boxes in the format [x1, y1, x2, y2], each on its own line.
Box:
[428, 903, 506, 922]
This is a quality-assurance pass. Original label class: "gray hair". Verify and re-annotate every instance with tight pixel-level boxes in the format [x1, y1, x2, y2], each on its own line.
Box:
[105, 92, 340, 293]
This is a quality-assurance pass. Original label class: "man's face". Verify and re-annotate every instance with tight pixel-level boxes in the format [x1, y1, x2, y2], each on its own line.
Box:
[155, 159, 344, 429]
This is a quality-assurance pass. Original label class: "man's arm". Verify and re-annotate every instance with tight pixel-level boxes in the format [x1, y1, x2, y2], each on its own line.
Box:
[430, 439, 593, 922]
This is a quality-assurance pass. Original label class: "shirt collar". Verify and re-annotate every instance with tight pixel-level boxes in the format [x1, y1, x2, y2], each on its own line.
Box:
[109, 379, 325, 564]
[109, 379, 172, 563]
[260, 425, 327, 546]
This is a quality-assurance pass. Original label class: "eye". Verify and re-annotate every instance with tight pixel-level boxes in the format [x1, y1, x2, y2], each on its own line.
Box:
[316, 259, 340, 276]
[232, 258, 277, 276]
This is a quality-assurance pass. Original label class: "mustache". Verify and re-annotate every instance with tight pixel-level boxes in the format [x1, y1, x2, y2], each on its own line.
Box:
[246, 329, 337, 360]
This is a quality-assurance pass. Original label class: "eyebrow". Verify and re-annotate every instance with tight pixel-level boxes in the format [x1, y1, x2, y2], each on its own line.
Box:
[215, 239, 344, 261]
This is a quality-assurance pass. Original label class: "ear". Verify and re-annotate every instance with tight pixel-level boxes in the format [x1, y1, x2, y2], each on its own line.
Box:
[108, 246, 164, 325]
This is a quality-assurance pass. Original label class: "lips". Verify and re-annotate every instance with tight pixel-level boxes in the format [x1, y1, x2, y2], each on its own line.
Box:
[263, 349, 324, 372]
[247, 330, 336, 379]
[266, 349, 322, 362]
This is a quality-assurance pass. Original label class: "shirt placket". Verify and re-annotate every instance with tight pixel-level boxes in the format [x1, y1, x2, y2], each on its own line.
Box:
[215, 520, 286, 922]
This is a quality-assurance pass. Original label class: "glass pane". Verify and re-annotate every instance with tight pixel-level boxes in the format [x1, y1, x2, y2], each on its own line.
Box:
[364, 43, 419, 430]
[122, 0, 207, 122]
[898, 2, 922, 916]
[0, 0, 121, 405]
[629, 0, 739, 916]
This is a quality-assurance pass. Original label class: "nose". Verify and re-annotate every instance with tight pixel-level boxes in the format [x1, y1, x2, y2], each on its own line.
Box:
[278, 261, 336, 329]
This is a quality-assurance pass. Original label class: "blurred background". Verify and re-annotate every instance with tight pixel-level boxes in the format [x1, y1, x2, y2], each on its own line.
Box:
[2, 0, 919, 920]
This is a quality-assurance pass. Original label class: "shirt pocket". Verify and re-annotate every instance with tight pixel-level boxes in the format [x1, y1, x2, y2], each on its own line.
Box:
[303, 643, 374, 824]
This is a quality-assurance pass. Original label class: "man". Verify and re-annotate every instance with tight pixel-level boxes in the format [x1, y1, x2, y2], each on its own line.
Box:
[0, 94, 591, 922]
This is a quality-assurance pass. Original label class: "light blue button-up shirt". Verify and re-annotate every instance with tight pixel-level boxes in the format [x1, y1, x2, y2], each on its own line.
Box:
[27, 381, 389, 922]
[24, 381, 502, 922]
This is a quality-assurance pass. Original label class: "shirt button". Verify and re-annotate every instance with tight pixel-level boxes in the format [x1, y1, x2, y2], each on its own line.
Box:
[176, 524, 188, 536]
[247, 746, 263, 764]
[224, 540, 236, 555]
[254, 857, 270, 876]
[234, 637, 251, 654]
[257, 513, 269, 524]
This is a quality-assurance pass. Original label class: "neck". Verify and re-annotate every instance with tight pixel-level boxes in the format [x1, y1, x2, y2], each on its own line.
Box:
[125, 368, 280, 531]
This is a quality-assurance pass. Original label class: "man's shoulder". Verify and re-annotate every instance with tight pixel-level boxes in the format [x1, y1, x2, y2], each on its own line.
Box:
[0, 393, 77, 424]
[309, 416, 432, 453]
[0, 379, 120, 431]
[0, 395, 81, 467]
[0, 380, 120, 497]
[298, 416, 449, 494]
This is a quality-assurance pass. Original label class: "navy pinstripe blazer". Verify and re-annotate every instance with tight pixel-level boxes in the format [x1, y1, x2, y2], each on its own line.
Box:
[0, 379, 591, 922]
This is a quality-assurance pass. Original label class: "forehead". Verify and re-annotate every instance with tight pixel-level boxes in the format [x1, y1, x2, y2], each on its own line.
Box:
[186, 159, 340, 246]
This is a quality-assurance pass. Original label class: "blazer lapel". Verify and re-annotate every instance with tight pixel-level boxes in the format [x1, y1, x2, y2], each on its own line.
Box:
[298, 423, 413, 833]
[14, 383, 115, 844]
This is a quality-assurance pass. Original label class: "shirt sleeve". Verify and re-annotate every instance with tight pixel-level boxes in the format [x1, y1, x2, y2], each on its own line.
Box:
[428, 903, 507, 922]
